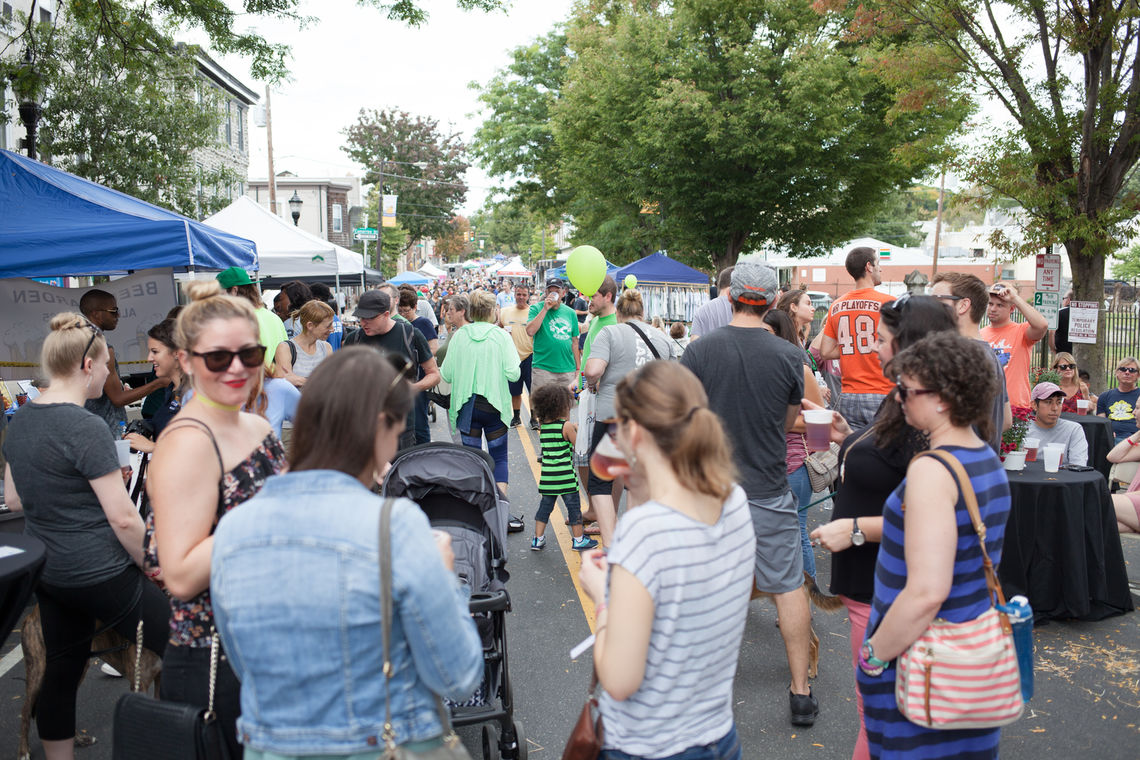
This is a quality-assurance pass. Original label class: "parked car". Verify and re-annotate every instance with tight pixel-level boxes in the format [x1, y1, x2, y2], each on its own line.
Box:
[807, 290, 832, 312]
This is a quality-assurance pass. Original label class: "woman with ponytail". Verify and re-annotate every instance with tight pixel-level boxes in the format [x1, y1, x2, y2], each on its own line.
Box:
[3, 313, 169, 760]
[578, 361, 755, 760]
[146, 281, 287, 757]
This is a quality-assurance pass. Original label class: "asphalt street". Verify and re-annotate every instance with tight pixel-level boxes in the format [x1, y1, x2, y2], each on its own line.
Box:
[2, 406, 1139, 759]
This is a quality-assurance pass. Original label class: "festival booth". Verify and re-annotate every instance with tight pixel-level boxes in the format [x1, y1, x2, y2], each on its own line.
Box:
[495, 256, 533, 279]
[0, 150, 257, 382]
[615, 252, 710, 322]
[418, 262, 446, 279]
[388, 271, 432, 286]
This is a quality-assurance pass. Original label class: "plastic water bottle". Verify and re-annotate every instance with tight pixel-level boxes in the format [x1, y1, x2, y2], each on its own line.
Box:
[118, 420, 128, 439]
[814, 371, 827, 391]
[998, 594, 1034, 701]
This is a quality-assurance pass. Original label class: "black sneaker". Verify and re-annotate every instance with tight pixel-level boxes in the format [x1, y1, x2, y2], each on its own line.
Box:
[508, 515, 525, 533]
[510, 413, 521, 428]
[789, 688, 818, 726]
[530, 418, 539, 431]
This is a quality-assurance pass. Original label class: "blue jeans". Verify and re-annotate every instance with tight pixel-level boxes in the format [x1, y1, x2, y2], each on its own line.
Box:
[414, 393, 431, 445]
[264, 378, 300, 439]
[787, 464, 816, 580]
[601, 725, 741, 760]
[459, 404, 509, 483]
[535, 491, 582, 525]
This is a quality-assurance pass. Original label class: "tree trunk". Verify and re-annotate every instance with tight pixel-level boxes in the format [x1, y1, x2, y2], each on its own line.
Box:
[1067, 240, 1107, 392]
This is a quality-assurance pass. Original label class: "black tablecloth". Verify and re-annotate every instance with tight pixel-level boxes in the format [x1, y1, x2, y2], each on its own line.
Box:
[0, 532, 45, 649]
[1062, 412, 1114, 480]
[1000, 461, 1134, 622]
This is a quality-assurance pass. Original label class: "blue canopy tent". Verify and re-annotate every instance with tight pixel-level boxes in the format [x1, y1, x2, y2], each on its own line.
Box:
[387, 270, 432, 286]
[0, 149, 257, 277]
[614, 252, 708, 285]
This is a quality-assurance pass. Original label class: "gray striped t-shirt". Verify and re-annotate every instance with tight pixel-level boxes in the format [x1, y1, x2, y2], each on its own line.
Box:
[599, 485, 755, 757]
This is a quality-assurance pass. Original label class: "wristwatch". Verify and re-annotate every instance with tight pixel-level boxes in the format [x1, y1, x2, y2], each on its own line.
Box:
[860, 641, 889, 676]
[851, 517, 866, 546]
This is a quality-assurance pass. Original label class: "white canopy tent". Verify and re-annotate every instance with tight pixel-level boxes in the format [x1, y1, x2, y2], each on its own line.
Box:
[496, 256, 533, 277]
[418, 262, 446, 278]
[204, 197, 364, 278]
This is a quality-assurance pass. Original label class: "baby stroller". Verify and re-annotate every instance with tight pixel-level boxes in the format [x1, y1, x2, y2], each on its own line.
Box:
[382, 442, 526, 760]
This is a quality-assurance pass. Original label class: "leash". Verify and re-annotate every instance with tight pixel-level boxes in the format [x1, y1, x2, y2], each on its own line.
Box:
[798, 491, 836, 513]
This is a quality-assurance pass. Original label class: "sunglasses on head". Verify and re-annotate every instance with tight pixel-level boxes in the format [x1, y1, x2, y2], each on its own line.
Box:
[1054, 363, 1076, 370]
[385, 352, 413, 393]
[191, 345, 267, 373]
[895, 383, 938, 402]
[79, 321, 103, 368]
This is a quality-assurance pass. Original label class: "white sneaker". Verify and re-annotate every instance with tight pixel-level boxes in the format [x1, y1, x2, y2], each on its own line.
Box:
[100, 662, 123, 678]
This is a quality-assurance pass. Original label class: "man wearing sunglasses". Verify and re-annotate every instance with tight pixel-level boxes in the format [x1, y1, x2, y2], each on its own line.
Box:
[344, 290, 439, 451]
[79, 289, 171, 436]
[1098, 357, 1140, 444]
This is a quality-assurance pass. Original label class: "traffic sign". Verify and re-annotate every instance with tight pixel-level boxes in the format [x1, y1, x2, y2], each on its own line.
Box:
[1033, 291, 1060, 329]
[1035, 253, 1062, 292]
[354, 227, 378, 241]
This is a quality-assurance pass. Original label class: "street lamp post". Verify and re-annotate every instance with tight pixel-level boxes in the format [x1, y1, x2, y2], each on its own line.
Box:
[11, 49, 41, 160]
[288, 191, 303, 226]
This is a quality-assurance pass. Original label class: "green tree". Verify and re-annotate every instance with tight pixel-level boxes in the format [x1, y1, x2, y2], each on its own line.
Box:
[434, 215, 472, 262]
[1114, 245, 1140, 282]
[342, 108, 468, 248]
[826, 0, 1140, 390]
[550, 0, 965, 272]
[857, 185, 941, 246]
[472, 200, 543, 259]
[3, 6, 235, 217]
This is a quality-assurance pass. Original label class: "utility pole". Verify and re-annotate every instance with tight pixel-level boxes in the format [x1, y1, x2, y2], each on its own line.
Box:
[265, 86, 278, 214]
[376, 160, 385, 272]
[931, 171, 945, 277]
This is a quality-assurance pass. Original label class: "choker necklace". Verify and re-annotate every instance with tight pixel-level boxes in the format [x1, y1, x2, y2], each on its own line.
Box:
[197, 394, 241, 412]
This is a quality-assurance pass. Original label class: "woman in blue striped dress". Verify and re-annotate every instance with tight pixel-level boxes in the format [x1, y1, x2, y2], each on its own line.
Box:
[856, 332, 1011, 759]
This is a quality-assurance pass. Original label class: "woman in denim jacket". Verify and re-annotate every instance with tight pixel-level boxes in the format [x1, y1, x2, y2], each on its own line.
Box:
[211, 347, 483, 758]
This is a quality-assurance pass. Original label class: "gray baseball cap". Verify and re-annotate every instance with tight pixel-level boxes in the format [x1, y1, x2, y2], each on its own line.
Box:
[729, 262, 778, 308]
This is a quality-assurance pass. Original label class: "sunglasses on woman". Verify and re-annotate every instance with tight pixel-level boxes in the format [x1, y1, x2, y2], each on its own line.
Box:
[895, 383, 938, 402]
[190, 345, 267, 372]
[79, 322, 103, 368]
[1054, 363, 1076, 371]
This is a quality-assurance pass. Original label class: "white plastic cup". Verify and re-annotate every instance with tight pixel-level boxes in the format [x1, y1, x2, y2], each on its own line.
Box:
[1044, 442, 1065, 466]
[1042, 447, 1062, 473]
[1003, 450, 1026, 471]
[1023, 436, 1040, 462]
[114, 439, 132, 468]
[1076, 399, 1089, 415]
[803, 409, 833, 452]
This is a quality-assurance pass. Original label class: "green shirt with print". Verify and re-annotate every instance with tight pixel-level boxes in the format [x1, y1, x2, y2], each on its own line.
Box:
[527, 302, 580, 373]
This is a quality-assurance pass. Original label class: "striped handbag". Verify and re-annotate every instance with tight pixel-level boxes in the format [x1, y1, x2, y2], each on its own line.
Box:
[894, 450, 1025, 730]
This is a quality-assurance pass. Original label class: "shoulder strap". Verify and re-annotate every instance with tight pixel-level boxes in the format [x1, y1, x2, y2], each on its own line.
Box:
[286, 339, 297, 367]
[626, 322, 662, 360]
[378, 498, 457, 750]
[911, 450, 1009, 615]
[161, 417, 225, 475]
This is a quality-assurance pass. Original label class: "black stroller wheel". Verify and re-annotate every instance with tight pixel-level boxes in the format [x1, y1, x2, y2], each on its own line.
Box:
[513, 720, 527, 760]
[481, 724, 498, 760]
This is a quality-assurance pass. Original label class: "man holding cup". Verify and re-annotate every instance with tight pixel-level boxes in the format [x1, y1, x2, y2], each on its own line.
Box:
[1028, 382, 1088, 466]
[525, 278, 581, 430]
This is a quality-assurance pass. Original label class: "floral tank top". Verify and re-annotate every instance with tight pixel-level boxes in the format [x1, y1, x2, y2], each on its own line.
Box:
[143, 418, 286, 647]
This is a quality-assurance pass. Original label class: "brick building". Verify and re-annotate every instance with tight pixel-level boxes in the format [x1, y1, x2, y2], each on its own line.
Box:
[246, 174, 364, 249]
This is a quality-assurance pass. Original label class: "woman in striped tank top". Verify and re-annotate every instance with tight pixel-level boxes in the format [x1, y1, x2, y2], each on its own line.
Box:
[529, 383, 598, 552]
[856, 332, 1011, 759]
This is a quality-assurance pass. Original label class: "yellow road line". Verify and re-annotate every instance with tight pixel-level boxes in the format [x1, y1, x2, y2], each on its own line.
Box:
[515, 391, 598, 632]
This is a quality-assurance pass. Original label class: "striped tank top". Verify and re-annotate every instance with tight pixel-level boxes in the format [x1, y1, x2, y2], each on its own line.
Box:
[857, 444, 1011, 759]
[538, 420, 578, 495]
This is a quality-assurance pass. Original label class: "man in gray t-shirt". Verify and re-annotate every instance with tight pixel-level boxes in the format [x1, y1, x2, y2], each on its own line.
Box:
[688, 266, 733, 341]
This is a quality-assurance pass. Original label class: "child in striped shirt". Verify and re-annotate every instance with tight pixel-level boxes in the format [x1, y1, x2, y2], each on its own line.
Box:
[531, 383, 597, 552]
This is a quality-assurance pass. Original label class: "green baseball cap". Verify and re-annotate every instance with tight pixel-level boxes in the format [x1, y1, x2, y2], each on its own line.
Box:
[216, 266, 254, 289]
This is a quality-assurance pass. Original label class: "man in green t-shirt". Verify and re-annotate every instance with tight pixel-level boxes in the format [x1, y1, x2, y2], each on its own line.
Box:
[581, 276, 618, 376]
[526, 278, 581, 429]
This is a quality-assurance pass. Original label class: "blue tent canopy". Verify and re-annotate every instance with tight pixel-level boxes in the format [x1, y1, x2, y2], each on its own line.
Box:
[0, 150, 257, 278]
[387, 271, 432, 286]
[615, 252, 709, 285]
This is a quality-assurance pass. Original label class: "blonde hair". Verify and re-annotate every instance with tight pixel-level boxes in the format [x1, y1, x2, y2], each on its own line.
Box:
[1052, 351, 1078, 370]
[615, 361, 736, 500]
[175, 280, 259, 351]
[469, 290, 496, 323]
[297, 300, 334, 334]
[42, 312, 106, 378]
[616, 289, 645, 321]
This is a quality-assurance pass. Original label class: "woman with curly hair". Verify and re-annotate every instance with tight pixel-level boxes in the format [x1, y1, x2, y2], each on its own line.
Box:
[856, 331, 1009, 760]
[809, 294, 956, 760]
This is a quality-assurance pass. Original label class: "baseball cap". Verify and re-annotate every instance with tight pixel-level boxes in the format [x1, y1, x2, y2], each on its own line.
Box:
[546, 277, 567, 291]
[353, 290, 391, 319]
[729, 262, 778, 308]
[1030, 382, 1065, 402]
[216, 266, 253, 289]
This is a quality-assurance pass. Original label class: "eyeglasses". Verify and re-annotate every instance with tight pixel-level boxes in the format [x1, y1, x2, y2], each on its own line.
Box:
[1118, 366, 1139, 374]
[190, 345, 267, 372]
[933, 294, 964, 303]
[79, 322, 102, 367]
[1054, 363, 1076, 371]
[896, 383, 938, 403]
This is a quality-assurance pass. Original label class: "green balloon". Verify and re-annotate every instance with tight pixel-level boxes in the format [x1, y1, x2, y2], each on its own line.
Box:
[624, 274, 637, 289]
[566, 245, 606, 296]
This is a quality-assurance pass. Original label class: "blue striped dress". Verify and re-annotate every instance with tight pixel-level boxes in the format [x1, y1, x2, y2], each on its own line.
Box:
[857, 444, 1011, 759]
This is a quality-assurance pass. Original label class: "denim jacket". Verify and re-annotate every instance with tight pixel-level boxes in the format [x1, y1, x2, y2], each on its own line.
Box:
[211, 470, 482, 755]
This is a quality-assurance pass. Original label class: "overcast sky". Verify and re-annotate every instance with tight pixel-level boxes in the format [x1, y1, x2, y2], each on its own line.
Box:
[215, 0, 575, 214]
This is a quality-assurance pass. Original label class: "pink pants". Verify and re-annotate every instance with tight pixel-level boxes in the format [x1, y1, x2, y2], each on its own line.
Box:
[841, 595, 872, 760]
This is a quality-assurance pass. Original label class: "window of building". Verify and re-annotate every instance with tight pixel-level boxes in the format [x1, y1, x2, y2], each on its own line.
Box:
[39, 7, 50, 23]
[225, 100, 232, 146]
[2, 3, 13, 21]
[237, 106, 245, 152]
[332, 203, 343, 233]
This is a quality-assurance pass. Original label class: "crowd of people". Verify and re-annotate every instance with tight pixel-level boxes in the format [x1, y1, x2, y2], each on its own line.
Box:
[3, 247, 1139, 760]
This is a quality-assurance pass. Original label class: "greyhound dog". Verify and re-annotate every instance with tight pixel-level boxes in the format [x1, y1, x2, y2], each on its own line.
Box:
[751, 571, 844, 679]
[17, 605, 162, 760]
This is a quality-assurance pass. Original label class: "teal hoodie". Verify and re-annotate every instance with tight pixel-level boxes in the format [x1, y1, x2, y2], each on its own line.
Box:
[439, 322, 521, 429]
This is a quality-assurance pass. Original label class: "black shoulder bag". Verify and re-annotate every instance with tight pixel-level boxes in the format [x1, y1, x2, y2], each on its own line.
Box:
[626, 322, 662, 360]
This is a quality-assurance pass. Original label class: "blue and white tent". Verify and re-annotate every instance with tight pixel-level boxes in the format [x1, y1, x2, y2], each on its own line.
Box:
[0, 149, 256, 278]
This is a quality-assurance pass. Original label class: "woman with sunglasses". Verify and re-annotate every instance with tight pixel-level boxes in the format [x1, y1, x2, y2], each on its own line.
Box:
[808, 295, 956, 760]
[146, 281, 287, 757]
[855, 331, 1008, 760]
[3, 314, 169, 760]
[1052, 352, 1097, 413]
[578, 361, 754, 760]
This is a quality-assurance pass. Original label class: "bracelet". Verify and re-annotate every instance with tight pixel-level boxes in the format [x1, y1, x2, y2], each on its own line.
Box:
[1127, 436, 1139, 447]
